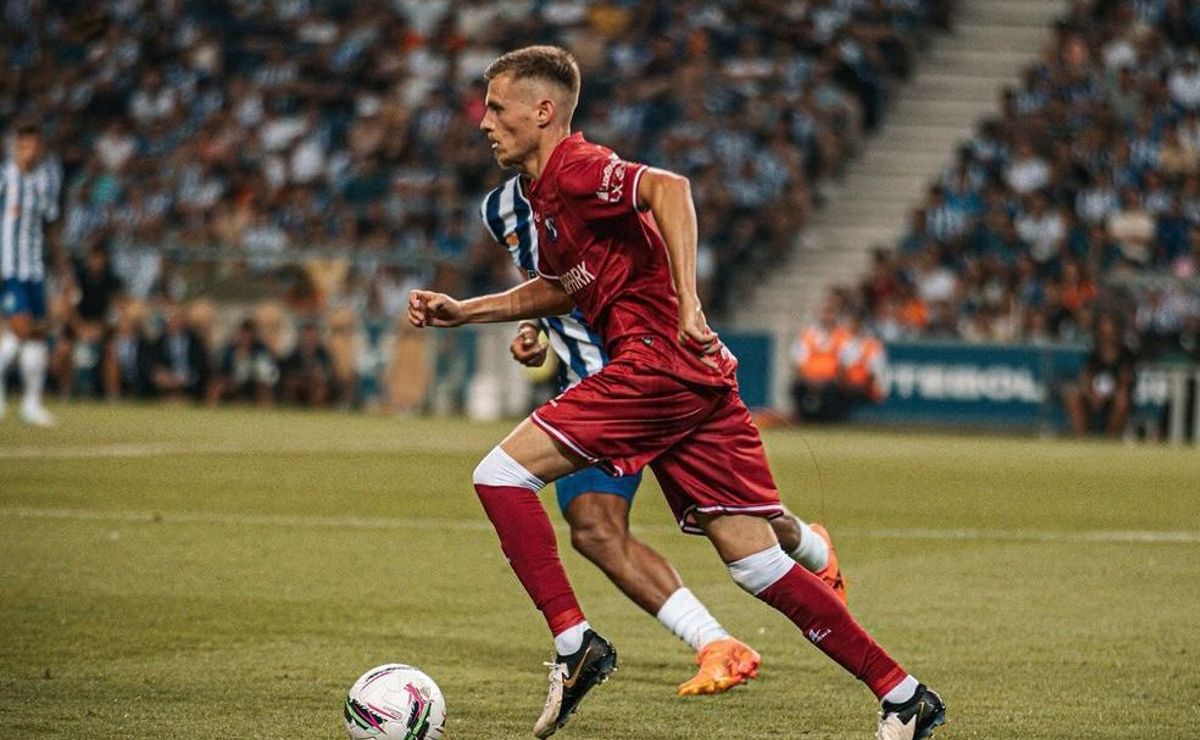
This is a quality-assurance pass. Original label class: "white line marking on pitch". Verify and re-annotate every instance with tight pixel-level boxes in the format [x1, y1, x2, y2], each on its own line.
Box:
[0, 443, 203, 459]
[0, 507, 1196, 544]
[0, 440, 468, 459]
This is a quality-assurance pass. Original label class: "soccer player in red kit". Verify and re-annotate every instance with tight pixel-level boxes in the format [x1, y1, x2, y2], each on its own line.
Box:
[408, 47, 945, 739]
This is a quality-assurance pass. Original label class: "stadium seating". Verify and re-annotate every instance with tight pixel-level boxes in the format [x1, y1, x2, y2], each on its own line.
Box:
[839, 0, 1200, 363]
[1, 0, 950, 407]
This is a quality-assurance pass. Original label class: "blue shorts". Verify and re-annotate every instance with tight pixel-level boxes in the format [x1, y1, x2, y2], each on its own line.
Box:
[1, 279, 47, 319]
[555, 465, 642, 514]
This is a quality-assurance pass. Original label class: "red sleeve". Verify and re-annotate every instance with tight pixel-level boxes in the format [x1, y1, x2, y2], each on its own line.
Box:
[557, 150, 647, 221]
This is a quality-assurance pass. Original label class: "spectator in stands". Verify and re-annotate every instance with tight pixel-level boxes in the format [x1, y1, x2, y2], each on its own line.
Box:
[852, 0, 1200, 362]
[208, 319, 278, 407]
[913, 249, 959, 305]
[838, 312, 888, 405]
[7, 0, 943, 327]
[1108, 188, 1157, 267]
[102, 302, 154, 400]
[1005, 138, 1051, 195]
[57, 242, 125, 397]
[791, 301, 850, 422]
[151, 305, 209, 401]
[282, 322, 333, 407]
[1016, 192, 1067, 268]
[1062, 315, 1137, 438]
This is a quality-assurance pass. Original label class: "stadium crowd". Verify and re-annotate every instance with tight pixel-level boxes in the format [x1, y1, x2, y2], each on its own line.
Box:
[2, 0, 949, 408]
[834, 0, 1200, 365]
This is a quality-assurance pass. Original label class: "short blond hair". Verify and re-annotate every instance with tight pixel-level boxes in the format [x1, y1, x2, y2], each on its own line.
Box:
[485, 45, 580, 115]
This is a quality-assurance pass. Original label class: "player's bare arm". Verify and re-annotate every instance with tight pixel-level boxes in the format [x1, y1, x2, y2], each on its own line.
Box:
[635, 168, 720, 356]
[407, 277, 573, 328]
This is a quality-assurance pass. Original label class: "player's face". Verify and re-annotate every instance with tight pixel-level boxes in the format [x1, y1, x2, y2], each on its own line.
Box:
[13, 134, 41, 170]
[480, 73, 540, 169]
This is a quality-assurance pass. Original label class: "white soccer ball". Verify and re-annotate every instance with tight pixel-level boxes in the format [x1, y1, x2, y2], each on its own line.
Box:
[344, 664, 446, 739]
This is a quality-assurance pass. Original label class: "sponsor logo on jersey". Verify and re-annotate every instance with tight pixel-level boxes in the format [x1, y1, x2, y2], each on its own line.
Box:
[560, 260, 595, 294]
[595, 152, 626, 204]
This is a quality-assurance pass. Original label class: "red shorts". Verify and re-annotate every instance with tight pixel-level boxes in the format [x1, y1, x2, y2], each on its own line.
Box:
[531, 343, 783, 534]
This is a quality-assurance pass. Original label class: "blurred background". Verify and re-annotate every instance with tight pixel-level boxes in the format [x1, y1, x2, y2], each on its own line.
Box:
[3, 0, 1199, 442]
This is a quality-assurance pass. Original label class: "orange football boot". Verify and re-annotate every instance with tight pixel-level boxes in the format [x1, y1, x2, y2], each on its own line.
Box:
[809, 523, 848, 604]
[676, 637, 761, 696]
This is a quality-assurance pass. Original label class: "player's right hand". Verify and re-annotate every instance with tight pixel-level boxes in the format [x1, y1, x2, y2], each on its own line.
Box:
[677, 299, 721, 369]
[408, 289, 466, 328]
[510, 322, 548, 367]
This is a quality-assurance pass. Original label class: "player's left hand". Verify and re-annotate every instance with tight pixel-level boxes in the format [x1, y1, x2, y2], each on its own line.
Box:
[677, 299, 721, 369]
[510, 322, 549, 367]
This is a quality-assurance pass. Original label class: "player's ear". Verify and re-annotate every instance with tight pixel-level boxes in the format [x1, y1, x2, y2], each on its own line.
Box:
[536, 98, 555, 129]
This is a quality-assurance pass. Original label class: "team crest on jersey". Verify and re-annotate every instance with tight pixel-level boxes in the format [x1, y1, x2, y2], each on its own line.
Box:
[505, 232, 519, 247]
[543, 216, 559, 242]
[595, 152, 626, 204]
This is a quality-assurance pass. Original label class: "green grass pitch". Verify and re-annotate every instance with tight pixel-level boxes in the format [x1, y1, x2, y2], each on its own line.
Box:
[1, 404, 1198, 738]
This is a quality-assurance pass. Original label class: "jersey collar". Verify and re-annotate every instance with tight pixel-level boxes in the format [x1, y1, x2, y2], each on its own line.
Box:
[529, 132, 584, 198]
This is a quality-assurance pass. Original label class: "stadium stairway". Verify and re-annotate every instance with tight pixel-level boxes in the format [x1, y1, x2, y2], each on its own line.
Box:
[732, 0, 1071, 410]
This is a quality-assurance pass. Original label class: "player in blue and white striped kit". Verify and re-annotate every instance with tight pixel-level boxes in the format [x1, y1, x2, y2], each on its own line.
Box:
[0, 125, 60, 426]
[480, 176, 842, 695]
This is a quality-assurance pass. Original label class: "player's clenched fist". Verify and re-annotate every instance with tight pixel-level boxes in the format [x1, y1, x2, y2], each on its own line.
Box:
[510, 322, 548, 367]
[408, 289, 466, 328]
[676, 300, 721, 370]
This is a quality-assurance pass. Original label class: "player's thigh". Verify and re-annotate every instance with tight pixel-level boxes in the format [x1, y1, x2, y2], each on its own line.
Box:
[532, 358, 710, 477]
[557, 467, 640, 524]
[498, 415, 589, 484]
[651, 390, 783, 534]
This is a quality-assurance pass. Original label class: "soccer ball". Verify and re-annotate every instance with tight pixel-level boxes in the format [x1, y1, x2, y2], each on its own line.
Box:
[343, 664, 446, 739]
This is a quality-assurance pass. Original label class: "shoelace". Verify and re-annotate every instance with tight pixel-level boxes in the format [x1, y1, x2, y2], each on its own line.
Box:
[543, 661, 567, 689]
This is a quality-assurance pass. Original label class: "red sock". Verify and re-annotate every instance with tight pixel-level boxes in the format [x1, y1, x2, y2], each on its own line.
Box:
[757, 564, 908, 699]
[474, 484, 585, 637]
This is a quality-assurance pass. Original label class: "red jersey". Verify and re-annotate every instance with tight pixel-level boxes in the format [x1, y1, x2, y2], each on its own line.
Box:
[526, 132, 736, 388]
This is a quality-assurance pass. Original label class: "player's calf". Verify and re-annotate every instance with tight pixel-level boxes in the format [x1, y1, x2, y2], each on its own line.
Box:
[719, 531, 942, 734]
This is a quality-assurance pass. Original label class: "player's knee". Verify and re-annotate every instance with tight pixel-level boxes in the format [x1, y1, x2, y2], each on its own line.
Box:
[770, 515, 802, 552]
[727, 546, 794, 596]
[472, 446, 545, 492]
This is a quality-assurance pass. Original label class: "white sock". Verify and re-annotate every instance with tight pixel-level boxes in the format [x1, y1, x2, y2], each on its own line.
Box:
[19, 340, 47, 409]
[655, 587, 730, 652]
[553, 620, 590, 656]
[0, 331, 17, 406]
[787, 518, 830, 572]
[882, 675, 919, 705]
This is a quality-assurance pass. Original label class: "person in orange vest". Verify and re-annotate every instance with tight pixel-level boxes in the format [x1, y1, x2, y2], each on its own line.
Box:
[839, 312, 888, 404]
[790, 301, 852, 421]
